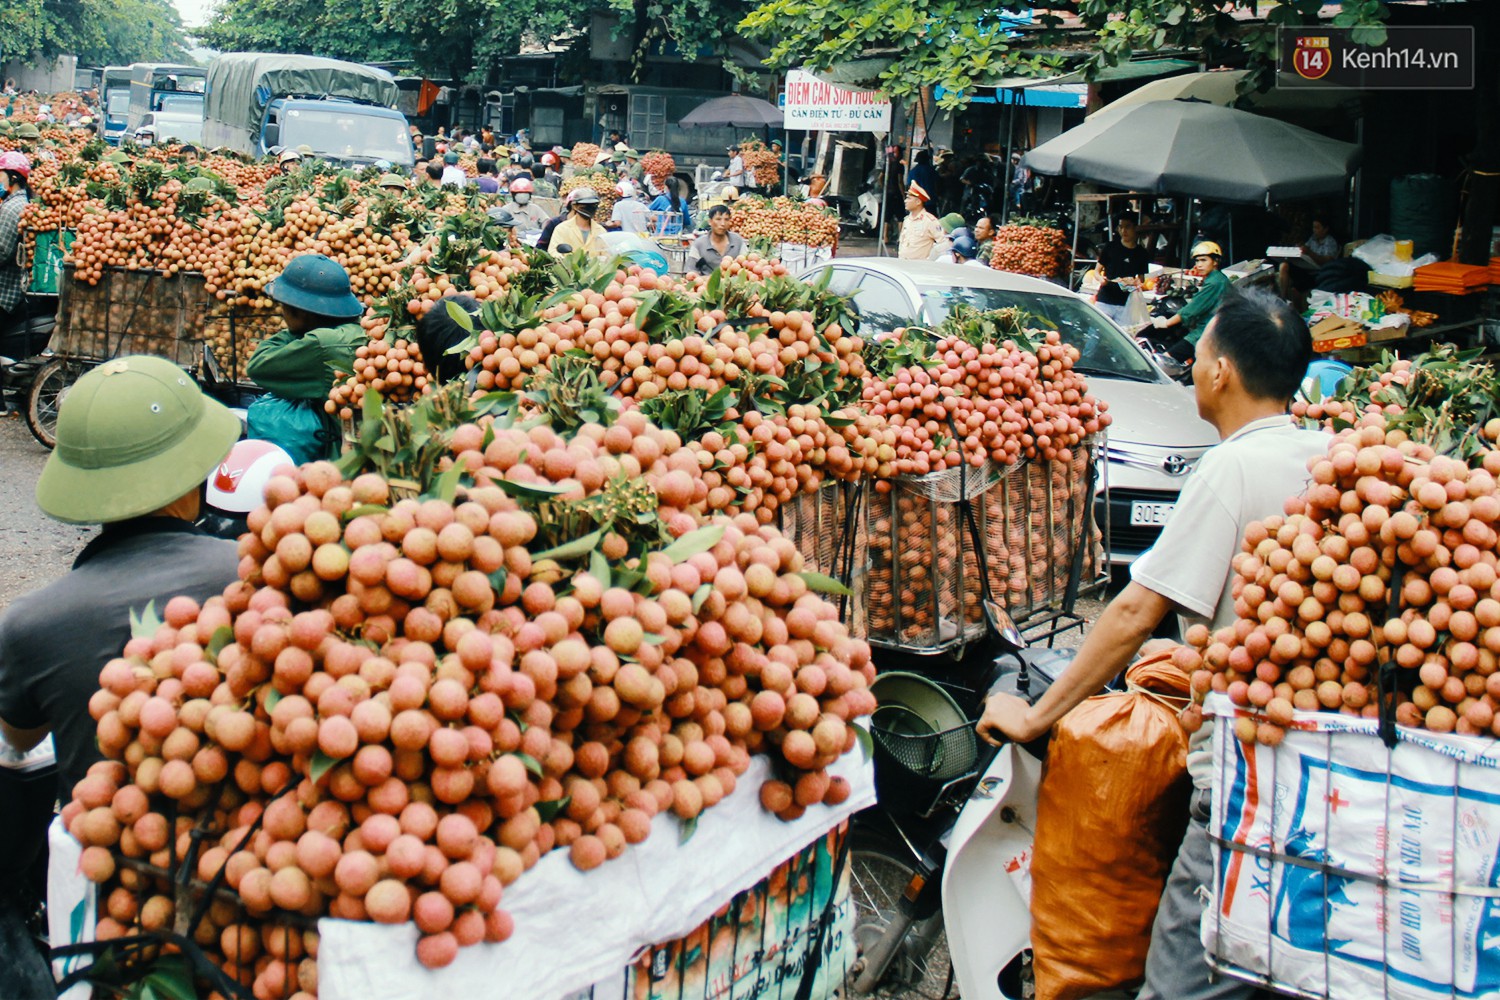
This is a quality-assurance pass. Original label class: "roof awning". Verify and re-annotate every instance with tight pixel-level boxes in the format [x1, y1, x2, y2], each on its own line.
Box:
[936, 83, 1088, 108]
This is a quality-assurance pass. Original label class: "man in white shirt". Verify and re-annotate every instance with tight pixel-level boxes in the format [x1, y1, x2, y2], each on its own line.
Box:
[980, 285, 1326, 1000]
[727, 145, 746, 189]
[439, 152, 467, 188]
[609, 180, 652, 233]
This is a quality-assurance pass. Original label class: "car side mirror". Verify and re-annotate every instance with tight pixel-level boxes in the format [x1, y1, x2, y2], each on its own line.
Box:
[263, 122, 280, 148]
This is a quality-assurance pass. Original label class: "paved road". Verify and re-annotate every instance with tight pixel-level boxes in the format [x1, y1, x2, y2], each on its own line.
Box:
[0, 415, 90, 612]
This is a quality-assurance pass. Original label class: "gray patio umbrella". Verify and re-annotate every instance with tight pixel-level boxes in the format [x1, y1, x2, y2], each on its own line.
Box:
[1023, 99, 1361, 204]
[679, 94, 784, 128]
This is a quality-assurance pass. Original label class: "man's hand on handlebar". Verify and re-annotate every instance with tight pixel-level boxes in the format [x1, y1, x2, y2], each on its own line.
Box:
[977, 692, 1040, 747]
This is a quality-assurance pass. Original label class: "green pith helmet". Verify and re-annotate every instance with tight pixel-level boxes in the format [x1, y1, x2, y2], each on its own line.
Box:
[295, 144, 314, 156]
[183, 177, 217, 194]
[36, 356, 241, 524]
[377, 172, 406, 190]
[266, 253, 364, 319]
[14, 123, 40, 139]
[0, 120, 12, 133]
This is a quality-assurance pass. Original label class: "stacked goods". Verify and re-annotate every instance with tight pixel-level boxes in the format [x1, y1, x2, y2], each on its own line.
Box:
[1179, 412, 1500, 744]
[861, 311, 1110, 475]
[570, 143, 602, 169]
[1292, 346, 1500, 462]
[62, 384, 874, 993]
[560, 170, 620, 220]
[740, 140, 780, 189]
[640, 151, 676, 186]
[860, 313, 1111, 649]
[450, 255, 876, 526]
[728, 197, 839, 248]
[989, 223, 1069, 279]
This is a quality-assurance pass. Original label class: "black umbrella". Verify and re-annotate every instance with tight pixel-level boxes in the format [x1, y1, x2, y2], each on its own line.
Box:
[679, 94, 783, 129]
[1024, 99, 1361, 205]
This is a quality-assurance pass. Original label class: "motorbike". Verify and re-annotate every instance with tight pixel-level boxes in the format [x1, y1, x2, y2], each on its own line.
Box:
[0, 296, 57, 419]
[846, 619, 1087, 998]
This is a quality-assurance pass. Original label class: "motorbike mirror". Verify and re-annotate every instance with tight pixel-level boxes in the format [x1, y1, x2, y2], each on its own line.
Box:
[983, 600, 1025, 652]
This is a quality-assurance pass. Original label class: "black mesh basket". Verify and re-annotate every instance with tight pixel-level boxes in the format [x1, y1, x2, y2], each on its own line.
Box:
[871, 704, 981, 815]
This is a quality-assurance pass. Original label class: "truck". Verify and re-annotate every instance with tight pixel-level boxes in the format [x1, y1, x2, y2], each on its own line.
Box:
[127, 64, 207, 139]
[203, 53, 414, 168]
[99, 66, 132, 145]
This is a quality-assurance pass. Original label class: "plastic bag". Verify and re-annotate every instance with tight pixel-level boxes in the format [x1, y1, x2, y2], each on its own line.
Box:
[1029, 650, 1194, 1000]
[1352, 233, 1438, 277]
[1120, 288, 1151, 331]
[247, 394, 333, 465]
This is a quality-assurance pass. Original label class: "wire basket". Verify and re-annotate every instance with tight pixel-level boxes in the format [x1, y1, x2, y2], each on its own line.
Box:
[870, 706, 980, 815]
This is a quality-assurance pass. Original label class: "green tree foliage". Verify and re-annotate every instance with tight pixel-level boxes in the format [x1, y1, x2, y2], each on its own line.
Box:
[0, 0, 188, 68]
[200, 0, 754, 84]
[197, 0, 414, 73]
[740, 0, 1394, 106]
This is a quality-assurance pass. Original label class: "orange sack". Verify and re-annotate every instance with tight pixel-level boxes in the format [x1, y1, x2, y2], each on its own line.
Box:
[1028, 651, 1193, 1000]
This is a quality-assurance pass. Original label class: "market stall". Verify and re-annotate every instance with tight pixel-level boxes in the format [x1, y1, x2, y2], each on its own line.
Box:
[9, 104, 1115, 1000]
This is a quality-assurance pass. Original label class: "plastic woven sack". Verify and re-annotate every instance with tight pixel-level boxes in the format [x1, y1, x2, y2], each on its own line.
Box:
[1028, 650, 1194, 1000]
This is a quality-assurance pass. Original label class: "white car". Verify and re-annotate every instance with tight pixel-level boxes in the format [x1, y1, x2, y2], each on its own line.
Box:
[797, 258, 1219, 565]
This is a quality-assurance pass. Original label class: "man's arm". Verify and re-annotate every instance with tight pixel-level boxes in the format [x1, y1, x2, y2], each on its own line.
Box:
[1, 717, 48, 753]
[0, 202, 22, 262]
[978, 582, 1175, 745]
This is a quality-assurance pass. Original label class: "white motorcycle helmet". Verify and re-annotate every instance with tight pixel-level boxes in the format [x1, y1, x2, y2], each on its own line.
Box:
[205, 439, 295, 514]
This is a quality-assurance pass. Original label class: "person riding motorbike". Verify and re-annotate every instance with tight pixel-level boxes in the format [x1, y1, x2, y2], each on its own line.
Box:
[1152, 240, 1230, 363]
[0, 152, 30, 332]
[0, 356, 242, 993]
[979, 285, 1324, 1000]
[548, 186, 604, 258]
[505, 176, 550, 231]
[245, 253, 367, 463]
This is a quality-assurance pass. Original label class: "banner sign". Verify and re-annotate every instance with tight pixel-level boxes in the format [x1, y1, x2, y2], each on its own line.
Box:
[783, 70, 892, 132]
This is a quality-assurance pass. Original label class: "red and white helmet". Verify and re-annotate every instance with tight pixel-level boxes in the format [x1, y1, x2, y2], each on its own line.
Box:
[508, 176, 534, 194]
[540, 152, 559, 167]
[205, 439, 295, 514]
[0, 151, 31, 180]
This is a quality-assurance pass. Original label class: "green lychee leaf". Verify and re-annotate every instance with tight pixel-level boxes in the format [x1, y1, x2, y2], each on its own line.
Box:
[535, 796, 571, 823]
[799, 572, 852, 597]
[206, 625, 234, 664]
[128, 600, 161, 641]
[691, 583, 713, 614]
[310, 750, 338, 783]
[659, 525, 725, 564]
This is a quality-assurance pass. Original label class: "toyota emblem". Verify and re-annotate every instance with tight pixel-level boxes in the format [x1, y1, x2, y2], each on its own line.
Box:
[1162, 454, 1191, 476]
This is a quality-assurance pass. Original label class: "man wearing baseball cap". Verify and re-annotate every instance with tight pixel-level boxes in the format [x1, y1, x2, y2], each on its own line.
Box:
[0, 356, 242, 797]
[899, 181, 945, 260]
[246, 252, 368, 462]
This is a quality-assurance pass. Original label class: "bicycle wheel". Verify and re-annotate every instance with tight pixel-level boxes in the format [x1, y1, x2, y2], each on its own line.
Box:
[843, 833, 953, 999]
[26, 358, 88, 449]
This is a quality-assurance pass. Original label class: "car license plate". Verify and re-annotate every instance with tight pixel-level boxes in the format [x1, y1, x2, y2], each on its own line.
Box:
[1130, 501, 1175, 527]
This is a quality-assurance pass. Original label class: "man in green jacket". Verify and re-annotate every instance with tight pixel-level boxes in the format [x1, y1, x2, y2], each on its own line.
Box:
[246, 253, 367, 462]
[1154, 240, 1232, 364]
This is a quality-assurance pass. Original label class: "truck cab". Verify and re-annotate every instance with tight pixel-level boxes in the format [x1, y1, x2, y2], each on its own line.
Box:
[261, 98, 415, 168]
[99, 66, 131, 145]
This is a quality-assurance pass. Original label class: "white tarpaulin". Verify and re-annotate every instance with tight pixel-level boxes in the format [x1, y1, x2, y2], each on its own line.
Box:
[782, 70, 892, 132]
[318, 751, 874, 1000]
[1204, 694, 1500, 1000]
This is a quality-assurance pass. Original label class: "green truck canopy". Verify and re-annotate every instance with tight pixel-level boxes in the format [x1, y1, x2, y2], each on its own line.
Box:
[205, 53, 399, 133]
